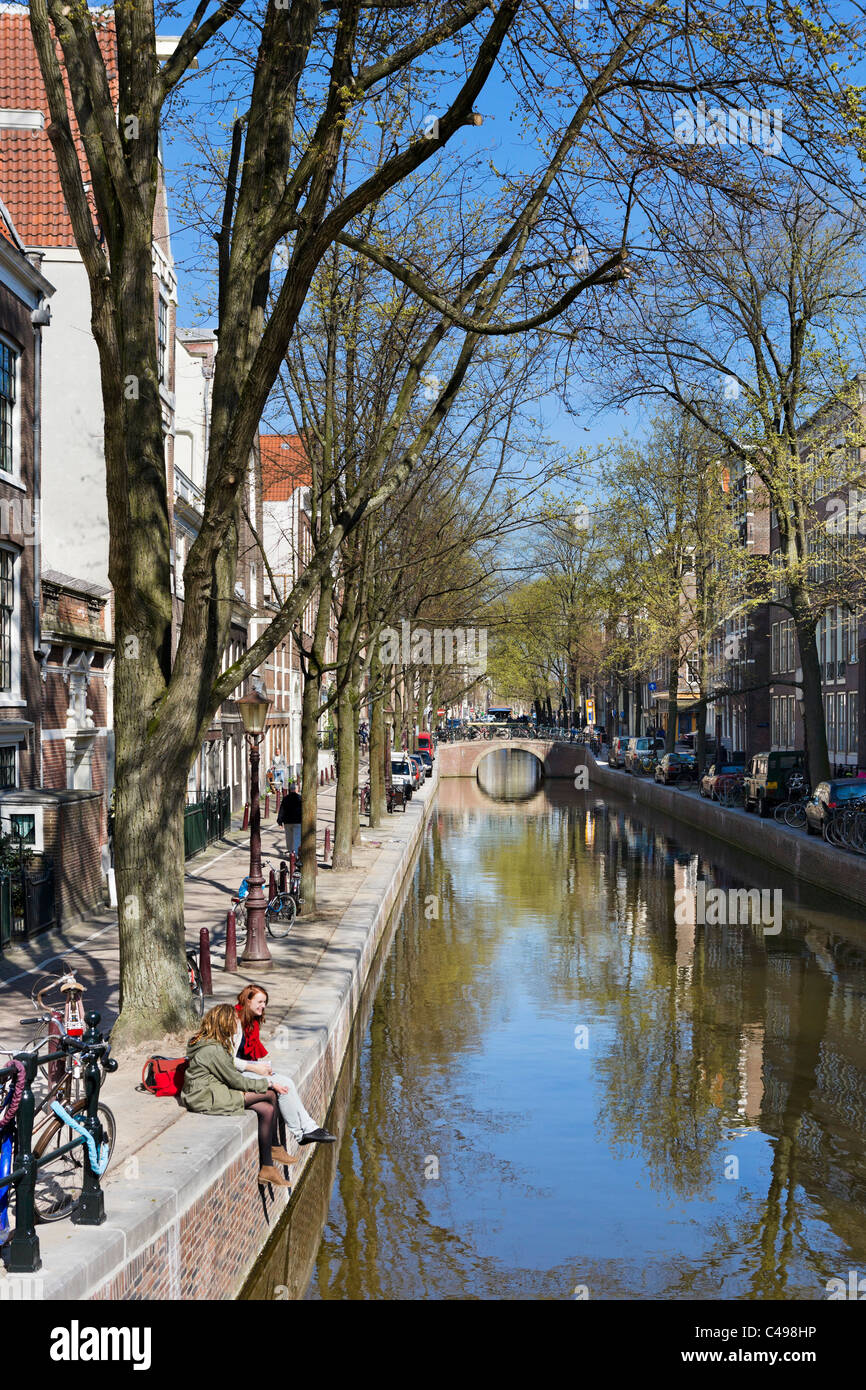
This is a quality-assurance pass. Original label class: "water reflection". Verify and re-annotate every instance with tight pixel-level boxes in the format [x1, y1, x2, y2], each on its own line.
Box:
[242, 774, 866, 1301]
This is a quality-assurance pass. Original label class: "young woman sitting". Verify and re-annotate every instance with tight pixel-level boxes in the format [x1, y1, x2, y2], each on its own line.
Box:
[234, 984, 336, 1146]
[181, 1003, 294, 1187]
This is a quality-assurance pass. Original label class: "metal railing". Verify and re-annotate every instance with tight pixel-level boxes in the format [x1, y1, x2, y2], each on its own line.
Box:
[437, 722, 584, 743]
[0, 1013, 116, 1273]
[184, 786, 231, 860]
[0, 872, 11, 951]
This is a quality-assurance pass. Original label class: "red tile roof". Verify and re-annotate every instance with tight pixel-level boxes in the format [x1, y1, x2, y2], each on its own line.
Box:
[0, 7, 117, 248]
[260, 435, 310, 501]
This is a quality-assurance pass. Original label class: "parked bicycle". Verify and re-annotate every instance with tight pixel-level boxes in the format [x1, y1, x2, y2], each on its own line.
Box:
[12, 971, 117, 1222]
[232, 861, 296, 940]
[718, 779, 746, 809]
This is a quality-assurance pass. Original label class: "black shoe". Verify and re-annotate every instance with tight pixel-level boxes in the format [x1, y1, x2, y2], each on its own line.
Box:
[299, 1127, 337, 1145]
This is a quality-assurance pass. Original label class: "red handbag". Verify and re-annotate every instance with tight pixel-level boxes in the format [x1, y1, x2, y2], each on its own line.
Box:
[140, 1056, 187, 1097]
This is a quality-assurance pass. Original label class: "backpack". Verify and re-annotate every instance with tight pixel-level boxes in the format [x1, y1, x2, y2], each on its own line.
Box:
[140, 1055, 187, 1097]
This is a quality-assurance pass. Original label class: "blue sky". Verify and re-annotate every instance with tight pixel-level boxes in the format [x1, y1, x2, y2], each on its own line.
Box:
[156, 2, 640, 480]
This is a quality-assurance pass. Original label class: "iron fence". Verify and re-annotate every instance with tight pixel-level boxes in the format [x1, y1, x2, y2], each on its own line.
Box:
[184, 786, 231, 860]
[0, 872, 10, 951]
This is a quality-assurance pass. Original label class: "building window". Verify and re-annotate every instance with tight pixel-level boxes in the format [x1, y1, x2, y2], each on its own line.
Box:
[0, 746, 16, 789]
[849, 692, 858, 755]
[0, 340, 16, 475]
[0, 803, 43, 851]
[0, 550, 14, 692]
[157, 297, 168, 385]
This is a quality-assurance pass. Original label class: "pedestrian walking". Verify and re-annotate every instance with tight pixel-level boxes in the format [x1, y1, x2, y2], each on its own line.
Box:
[277, 781, 302, 855]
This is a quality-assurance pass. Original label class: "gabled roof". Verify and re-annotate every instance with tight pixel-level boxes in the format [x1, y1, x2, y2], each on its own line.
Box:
[260, 434, 311, 501]
[0, 6, 118, 248]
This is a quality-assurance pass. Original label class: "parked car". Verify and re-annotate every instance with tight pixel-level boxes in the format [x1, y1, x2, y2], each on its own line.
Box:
[415, 749, 434, 778]
[608, 736, 628, 769]
[406, 754, 424, 790]
[699, 760, 746, 800]
[625, 736, 665, 775]
[390, 755, 414, 799]
[743, 750, 806, 817]
[804, 779, 866, 835]
[416, 732, 434, 760]
[655, 752, 697, 785]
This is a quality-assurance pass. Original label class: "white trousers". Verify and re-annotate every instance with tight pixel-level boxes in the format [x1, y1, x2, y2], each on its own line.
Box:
[269, 1072, 317, 1142]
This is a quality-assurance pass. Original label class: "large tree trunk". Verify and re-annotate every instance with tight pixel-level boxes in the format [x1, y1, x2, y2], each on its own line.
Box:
[369, 651, 385, 826]
[113, 760, 192, 1047]
[665, 657, 679, 754]
[332, 572, 359, 869]
[394, 676, 404, 750]
[300, 667, 321, 911]
[790, 583, 829, 786]
[352, 663, 362, 845]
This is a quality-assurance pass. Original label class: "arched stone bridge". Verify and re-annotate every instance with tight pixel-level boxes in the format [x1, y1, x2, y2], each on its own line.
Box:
[437, 737, 591, 779]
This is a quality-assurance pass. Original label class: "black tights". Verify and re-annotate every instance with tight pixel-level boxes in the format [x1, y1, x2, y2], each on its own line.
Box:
[244, 1089, 278, 1167]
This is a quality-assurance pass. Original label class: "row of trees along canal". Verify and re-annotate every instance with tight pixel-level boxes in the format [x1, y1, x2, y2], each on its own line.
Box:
[30, 0, 864, 1040]
[487, 197, 866, 782]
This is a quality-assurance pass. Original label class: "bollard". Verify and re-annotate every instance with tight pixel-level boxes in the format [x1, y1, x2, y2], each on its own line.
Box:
[3, 1050, 40, 1272]
[199, 927, 212, 996]
[324, 827, 331, 861]
[225, 907, 238, 973]
[268, 866, 277, 902]
[331, 765, 336, 782]
[72, 1013, 110, 1227]
[264, 794, 270, 819]
[320, 769, 324, 786]
[289, 851, 296, 877]
[242, 803, 249, 831]
[279, 860, 288, 894]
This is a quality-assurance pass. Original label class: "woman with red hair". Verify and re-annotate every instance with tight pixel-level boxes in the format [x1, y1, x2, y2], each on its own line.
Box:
[234, 984, 335, 1146]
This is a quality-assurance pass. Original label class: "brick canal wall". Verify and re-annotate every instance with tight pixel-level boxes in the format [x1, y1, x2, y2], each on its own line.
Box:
[21, 774, 439, 1302]
[582, 752, 866, 910]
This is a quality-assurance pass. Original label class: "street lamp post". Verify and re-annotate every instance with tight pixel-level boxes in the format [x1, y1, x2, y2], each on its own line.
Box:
[237, 688, 273, 971]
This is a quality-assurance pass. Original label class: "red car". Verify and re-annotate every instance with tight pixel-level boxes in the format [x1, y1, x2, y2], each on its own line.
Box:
[699, 762, 746, 800]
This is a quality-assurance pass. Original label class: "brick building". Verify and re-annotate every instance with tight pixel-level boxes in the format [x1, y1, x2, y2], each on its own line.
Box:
[0, 9, 184, 891]
[0, 196, 52, 808]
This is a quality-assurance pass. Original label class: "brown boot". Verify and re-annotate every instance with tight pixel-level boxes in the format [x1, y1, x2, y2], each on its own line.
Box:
[272, 1145, 297, 1166]
[258, 1164, 291, 1187]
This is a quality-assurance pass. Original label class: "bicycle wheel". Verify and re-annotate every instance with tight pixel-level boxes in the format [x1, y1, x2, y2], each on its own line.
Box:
[266, 893, 296, 939]
[785, 803, 807, 829]
[32, 1100, 116, 1223]
[774, 801, 790, 823]
[233, 899, 247, 934]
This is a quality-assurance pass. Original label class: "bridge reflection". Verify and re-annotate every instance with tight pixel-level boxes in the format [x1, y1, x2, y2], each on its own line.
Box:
[475, 747, 544, 801]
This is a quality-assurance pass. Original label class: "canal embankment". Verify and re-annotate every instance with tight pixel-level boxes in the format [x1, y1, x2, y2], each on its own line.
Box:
[0, 769, 439, 1301]
[582, 752, 866, 910]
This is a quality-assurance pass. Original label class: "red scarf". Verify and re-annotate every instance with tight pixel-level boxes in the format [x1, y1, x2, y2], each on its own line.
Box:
[235, 1003, 268, 1061]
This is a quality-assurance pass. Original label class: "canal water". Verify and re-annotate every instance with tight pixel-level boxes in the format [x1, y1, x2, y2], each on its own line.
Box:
[242, 755, 866, 1301]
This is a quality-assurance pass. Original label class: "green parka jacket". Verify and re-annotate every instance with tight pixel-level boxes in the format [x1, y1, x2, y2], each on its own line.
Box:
[180, 1036, 269, 1115]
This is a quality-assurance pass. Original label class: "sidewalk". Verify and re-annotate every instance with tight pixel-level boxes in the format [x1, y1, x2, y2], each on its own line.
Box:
[0, 759, 438, 1297]
[0, 762, 379, 1173]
